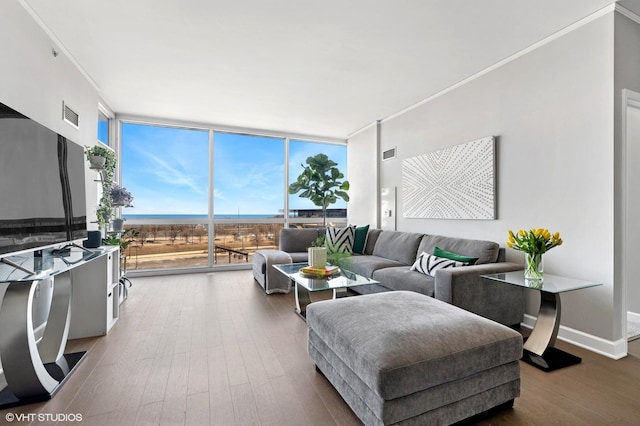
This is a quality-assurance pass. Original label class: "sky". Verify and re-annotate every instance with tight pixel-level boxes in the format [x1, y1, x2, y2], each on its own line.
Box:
[120, 123, 348, 216]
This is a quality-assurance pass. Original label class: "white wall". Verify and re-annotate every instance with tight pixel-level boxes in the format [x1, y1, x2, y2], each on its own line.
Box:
[350, 14, 619, 347]
[347, 123, 378, 227]
[0, 1, 104, 230]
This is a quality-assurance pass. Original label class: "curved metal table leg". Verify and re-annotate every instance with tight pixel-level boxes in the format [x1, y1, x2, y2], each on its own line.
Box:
[522, 291, 581, 371]
[0, 273, 86, 408]
[295, 282, 312, 320]
[523, 291, 561, 355]
[39, 271, 72, 364]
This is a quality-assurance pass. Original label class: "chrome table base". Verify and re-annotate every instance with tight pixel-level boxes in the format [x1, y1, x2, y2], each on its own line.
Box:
[294, 284, 348, 320]
[522, 291, 581, 371]
[0, 272, 86, 409]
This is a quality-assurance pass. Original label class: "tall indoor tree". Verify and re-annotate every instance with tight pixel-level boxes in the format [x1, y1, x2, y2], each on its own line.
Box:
[288, 153, 350, 227]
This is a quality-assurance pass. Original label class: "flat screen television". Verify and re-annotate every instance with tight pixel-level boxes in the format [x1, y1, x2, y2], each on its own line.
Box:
[0, 101, 87, 257]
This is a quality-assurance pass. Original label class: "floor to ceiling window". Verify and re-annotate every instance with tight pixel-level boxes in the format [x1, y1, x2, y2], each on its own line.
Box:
[213, 132, 285, 266]
[120, 123, 210, 270]
[119, 121, 347, 273]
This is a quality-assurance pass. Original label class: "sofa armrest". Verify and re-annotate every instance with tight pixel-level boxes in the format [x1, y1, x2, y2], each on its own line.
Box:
[434, 262, 524, 326]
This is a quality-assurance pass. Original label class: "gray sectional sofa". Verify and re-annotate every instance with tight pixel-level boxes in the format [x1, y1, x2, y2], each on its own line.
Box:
[277, 227, 525, 326]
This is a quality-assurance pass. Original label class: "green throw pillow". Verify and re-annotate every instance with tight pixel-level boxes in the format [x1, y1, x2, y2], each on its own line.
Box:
[434, 246, 479, 265]
[353, 225, 369, 254]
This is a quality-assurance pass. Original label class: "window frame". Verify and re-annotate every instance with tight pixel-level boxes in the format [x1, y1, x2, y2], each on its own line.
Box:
[116, 116, 347, 275]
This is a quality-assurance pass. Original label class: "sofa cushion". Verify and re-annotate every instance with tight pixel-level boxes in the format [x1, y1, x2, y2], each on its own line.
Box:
[418, 235, 500, 265]
[279, 228, 324, 253]
[289, 252, 308, 263]
[372, 231, 423, 265]
[340, 255, 405, 278]
[411, 252, 467, 277]
[370, 266, 435, 296]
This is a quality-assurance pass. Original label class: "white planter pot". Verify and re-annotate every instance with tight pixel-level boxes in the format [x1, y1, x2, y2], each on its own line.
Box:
[308, 247, 327, 269]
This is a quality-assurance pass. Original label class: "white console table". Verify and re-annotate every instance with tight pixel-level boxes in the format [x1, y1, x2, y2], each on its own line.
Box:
[0, 245, 118, 409]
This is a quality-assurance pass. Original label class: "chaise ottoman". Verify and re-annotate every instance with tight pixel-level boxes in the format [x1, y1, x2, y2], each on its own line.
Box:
[252, 249, 292, 294]
[306, 291, 522, 425]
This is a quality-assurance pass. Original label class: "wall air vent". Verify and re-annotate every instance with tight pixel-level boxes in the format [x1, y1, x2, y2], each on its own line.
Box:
[382, 147, 396, 161]
[62, 101, 79, 128]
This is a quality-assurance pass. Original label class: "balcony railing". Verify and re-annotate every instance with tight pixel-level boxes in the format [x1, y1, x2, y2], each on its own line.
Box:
[119, 216, 346, 272]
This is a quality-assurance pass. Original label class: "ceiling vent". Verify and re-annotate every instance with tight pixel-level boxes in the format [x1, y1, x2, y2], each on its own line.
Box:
[382, 147, 396, 161]
[62, 101, 79, 128]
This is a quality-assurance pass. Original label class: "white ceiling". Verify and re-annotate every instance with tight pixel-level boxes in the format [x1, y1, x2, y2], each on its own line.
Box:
[21, 0, 640, 139]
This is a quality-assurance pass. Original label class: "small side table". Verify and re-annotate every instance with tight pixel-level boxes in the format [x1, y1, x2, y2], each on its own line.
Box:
[482, 271, 601, 372]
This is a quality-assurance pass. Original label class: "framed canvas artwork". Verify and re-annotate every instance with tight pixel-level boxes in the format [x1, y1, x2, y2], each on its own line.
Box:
[402, 136, 495, 220]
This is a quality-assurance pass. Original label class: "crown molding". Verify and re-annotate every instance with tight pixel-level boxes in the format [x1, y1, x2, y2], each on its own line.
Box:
[382, 3, 618, 124]
[346, 120, 379, 140]
[17, 0, 100, 92]
[615, 3, 640, 25]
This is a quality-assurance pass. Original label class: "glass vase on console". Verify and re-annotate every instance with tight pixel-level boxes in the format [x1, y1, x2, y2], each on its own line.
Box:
[524, 252, 543, 285]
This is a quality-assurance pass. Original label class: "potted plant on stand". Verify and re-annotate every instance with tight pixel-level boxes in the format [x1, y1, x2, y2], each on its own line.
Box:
[289, 153, 350, 267]
[85, 145, 117, 234]
[85, 145, 116, 171]
[288, 153, 350, 228]
[109, 184, 134, 232]
[110, 184, 134, 208]
[96, 203, 114, 235]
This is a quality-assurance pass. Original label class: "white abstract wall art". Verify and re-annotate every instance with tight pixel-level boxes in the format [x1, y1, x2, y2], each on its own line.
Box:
[402, 136, 495, 220]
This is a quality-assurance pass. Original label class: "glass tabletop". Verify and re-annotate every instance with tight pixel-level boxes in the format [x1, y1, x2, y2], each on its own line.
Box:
[481, 271, 602, 294]
[273, 262, 379, 292]
[0, 246, 104, 283]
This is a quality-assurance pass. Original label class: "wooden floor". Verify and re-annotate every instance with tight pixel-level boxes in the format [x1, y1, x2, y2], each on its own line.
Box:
[5, 270, 640, 425]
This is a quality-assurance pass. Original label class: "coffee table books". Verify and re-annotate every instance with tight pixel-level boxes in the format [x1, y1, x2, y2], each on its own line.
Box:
[299, 265, 340, 278]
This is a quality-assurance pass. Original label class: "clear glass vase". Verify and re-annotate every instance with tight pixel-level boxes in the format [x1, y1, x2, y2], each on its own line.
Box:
[524, 253, 543, 284]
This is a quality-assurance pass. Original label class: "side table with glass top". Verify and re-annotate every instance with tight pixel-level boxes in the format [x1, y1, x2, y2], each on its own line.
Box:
[273, 263, 380, 320]
[482, 271, 601, 372]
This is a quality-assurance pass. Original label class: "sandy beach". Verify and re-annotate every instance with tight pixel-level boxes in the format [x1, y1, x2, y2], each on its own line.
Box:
[120, 223, 284, 270]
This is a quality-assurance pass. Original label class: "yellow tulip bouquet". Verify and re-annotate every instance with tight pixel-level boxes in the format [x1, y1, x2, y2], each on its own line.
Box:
[506, 228, 563, 281]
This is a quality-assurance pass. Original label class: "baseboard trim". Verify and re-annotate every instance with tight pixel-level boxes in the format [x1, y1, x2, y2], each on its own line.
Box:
[522, 314, 627, 360]
[627, 311, 640, 322]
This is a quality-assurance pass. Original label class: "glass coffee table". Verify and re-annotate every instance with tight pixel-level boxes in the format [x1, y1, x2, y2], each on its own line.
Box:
[273, 263, 380, 320]
[482, 271, 601, 371]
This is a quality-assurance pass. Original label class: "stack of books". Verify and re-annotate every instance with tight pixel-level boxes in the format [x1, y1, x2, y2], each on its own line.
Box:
[300, 265, 340, 278]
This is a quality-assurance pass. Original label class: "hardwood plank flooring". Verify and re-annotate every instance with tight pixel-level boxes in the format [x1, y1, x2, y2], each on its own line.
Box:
[4, 270, 640, 425]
